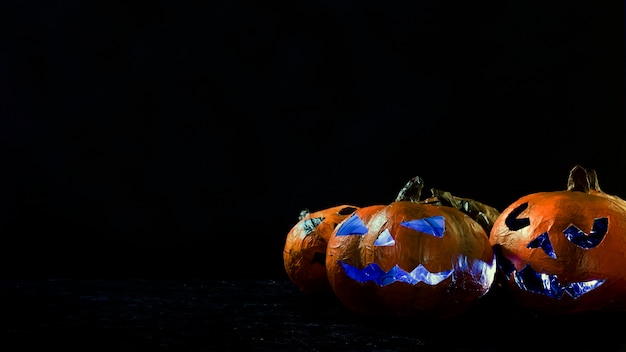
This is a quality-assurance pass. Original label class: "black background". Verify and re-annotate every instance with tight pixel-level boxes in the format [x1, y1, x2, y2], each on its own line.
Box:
[2, 1, 624, 279]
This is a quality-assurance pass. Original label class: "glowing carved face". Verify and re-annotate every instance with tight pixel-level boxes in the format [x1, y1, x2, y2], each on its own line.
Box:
[495, 202, 607, 300]
[336, 213, 495, 287]
[490, 187, 626, 314]
[325, 202, 496, 319]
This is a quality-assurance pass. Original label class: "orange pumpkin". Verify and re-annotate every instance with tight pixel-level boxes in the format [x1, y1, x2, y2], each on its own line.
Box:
[325, 176, 497, 319]
[283, 205, 359, 295]
[490, 165, 626, 314]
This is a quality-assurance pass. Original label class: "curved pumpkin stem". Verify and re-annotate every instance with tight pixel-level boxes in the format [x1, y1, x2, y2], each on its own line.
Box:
[428, 188, 500, 233]
[395, 175, 424, 202]
[586, 168, 602, 192]
[567, 165, 590, 193]
[298, 208, 310, 221]
[567, 165, 598, 193]
[394, 175, 500, 233]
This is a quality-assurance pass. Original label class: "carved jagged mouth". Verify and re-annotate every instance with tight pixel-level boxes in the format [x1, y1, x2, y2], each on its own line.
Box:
[494, 247, 605, 300]
[512, 264, 605, 300]
[497, 204, 610, 299]
[339, 255, 496, 287]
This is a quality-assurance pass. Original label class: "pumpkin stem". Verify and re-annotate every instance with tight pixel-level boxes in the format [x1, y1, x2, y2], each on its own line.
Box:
[298, 208, 310, 220]
[567, 165, 591, 193]
[586, 168, 602, 192]
[428, 188, 500, 233]
[395, 175, 424, 202]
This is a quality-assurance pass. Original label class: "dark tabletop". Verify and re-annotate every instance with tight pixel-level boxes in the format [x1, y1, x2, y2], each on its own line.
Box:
[2, 277, 625, 351]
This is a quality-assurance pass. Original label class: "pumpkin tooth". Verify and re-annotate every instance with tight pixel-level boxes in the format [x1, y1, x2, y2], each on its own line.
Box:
[338, 254, 496, 288]
[513, 264, 605, 300]
[338, 261, 453, 286]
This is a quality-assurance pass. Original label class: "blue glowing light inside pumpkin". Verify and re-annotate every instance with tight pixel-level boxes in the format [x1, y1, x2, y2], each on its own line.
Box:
[339, 255, 496, 287]
[563, 217, 608, 249]
[527, 232, 556, 258]
[374, 229, 395, 246]
[496, 252, 608, 299]
[335, 214, 496, 287]
[401, 216, 445, 238]
[513, 264, 605, 299]
[335, 214, 445, 238]
[335, 213, 369, 236]
[499, 203, 610, 299]
[340, 262, 453, 286]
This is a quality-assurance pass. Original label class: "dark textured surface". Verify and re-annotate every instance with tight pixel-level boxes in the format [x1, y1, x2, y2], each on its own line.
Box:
[3, 2, 624, 349]
[2, 277, 626, 351]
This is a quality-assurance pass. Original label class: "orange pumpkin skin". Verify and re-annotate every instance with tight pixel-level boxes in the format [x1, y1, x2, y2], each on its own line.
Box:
[490, 165, 626, 314]
[326, 201, 496, 319]
[283, 205, 359, 295]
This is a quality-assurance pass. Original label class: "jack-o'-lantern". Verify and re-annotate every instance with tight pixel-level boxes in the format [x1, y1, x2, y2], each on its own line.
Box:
[283, 205, 359, 295]
[490, 165, 626, 314]
[325, 176, 497, 319]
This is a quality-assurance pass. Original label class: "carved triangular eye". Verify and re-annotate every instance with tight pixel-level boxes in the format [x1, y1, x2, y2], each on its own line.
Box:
[400, 216, 445, 238]
[563, 217, 608, 249]
[374, 229, 395, 246]
[335, 214, 368, 236]
[527, 232, 556, 258]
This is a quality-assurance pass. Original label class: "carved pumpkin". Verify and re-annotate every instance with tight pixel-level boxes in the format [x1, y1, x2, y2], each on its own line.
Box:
[490, 165, 626, 314]
[325, 176, 497, 319]
[283, 205, 359, 295]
